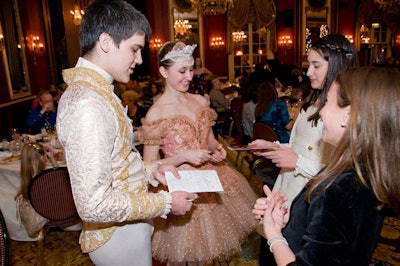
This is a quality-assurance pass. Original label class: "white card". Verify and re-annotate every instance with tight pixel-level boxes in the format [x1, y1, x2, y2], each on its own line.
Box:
[165, 170, 224, 193]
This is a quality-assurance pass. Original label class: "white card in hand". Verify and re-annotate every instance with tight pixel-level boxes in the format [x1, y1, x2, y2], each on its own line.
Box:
[165, 170, 224, 193]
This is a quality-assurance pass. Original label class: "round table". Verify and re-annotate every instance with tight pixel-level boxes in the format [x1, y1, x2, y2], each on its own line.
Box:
[0, 158, 38, 241]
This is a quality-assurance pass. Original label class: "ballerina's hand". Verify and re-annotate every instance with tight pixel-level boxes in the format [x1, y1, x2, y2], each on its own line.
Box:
[184, 149, 212, 166]
[210, 143, 226, 162]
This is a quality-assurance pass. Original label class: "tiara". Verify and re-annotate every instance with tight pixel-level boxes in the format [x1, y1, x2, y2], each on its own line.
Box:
[161, 43, 197, 63]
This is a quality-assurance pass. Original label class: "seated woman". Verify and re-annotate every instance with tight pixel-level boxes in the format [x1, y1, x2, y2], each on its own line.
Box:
[141, 82, 163, 111]
[241, 83, 259, 144]
[255, 82, 293, 143]
[121, 90, 147, 129]
[15, 143, 57, 237]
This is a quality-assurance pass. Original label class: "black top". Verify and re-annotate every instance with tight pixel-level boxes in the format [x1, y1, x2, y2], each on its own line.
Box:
[283, 170, 384, 265]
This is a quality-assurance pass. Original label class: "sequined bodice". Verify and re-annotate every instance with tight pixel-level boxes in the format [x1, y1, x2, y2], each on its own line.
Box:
[142, 107, 217, 158]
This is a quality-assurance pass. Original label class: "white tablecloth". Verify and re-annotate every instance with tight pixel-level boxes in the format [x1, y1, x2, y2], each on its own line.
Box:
[0, 160, 39, 241]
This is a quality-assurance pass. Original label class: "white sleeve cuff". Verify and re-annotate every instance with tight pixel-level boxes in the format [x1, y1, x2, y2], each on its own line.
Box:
[144, 161, 162, 187]
[159, 190, 172, 219]
[294, 154, 320, 178]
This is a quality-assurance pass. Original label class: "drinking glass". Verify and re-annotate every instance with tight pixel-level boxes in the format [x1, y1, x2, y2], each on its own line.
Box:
[10, 128, 20, 141]
[10, 139, 22, 156]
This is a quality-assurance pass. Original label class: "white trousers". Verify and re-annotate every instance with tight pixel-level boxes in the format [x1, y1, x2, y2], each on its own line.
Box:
[89, 222, 153, 266]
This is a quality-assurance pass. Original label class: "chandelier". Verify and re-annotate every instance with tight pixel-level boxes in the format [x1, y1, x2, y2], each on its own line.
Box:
[190, 0, 233, 15]
[232, 31, 247, 42]
[374, 0, 400, 13]
[174, 19, 192, 35]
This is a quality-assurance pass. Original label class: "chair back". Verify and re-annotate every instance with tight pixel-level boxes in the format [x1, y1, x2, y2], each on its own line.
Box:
[28, 167, 80, 227]
[0, 209, 9, 266]
[252, 122, 280, 186]
[230, 97, 244, 120]
[231, 110, 244, 146]
[253, 121, 279, 142]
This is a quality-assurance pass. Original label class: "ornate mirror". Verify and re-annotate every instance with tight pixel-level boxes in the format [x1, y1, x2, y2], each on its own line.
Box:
[301, 0, 331, 56]
[0, 0, 31, 100]
[171, 0, 204, 59]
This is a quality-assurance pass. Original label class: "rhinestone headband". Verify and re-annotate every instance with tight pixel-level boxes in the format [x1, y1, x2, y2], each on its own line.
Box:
[160, 43, 197, 66]
[317, 43, 353, 58]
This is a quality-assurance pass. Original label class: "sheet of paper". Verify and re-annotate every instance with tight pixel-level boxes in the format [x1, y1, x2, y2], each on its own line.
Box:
[227, 145, 279, 151]
[227, 145, 255, 151]
[165, 170, 224, 193]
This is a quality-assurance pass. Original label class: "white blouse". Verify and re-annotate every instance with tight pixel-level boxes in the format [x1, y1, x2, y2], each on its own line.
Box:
[274, 105, 333, 208]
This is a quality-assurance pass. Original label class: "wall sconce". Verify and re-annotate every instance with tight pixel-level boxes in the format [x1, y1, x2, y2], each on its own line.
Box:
[31, 35, 44, 65]
[70, 0, 85, 26]
[210, 37, 225, 53]
[278, 35, 293, 47]
[345, 35, 354, 43]
[278, 35, 292, 55]
[150, 38, 163, 51]
[0, 34, 5, 51]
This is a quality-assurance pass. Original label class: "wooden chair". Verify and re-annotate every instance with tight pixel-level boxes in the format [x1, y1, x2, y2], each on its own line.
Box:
[228, 97, 244, 137]
[228, 110, 249, 168]
[0, 209, 9, 266]
[28, 167, 81, 266]
[253, 121, 278, 142]
[245, 122, 280, 180]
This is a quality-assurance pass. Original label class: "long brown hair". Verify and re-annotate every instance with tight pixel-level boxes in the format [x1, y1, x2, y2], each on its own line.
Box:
[16, 143, 46, 199]
[254, 82, 278, 118]
[307, 67, 400, 214]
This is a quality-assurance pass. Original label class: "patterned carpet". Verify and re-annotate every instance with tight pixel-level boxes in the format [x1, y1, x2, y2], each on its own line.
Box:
[7, 135, 400, 265]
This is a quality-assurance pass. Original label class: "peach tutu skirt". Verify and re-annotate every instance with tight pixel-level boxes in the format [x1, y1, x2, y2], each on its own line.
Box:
[151, 162, 258, 264]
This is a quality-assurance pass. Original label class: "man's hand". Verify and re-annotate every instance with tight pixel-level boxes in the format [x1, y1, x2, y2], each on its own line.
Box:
[170, 191, 198, 215]
[40, 101, 55, 114]
[155, 164, 179, 185]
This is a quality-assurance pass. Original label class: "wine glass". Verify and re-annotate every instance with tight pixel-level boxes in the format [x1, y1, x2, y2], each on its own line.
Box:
[10, 128, 20, 141]
[10, 139, 22, 156]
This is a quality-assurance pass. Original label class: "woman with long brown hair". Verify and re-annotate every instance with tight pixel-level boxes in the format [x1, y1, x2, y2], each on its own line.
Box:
[254, 82, 291, 143]
[15, 143, 58, 237]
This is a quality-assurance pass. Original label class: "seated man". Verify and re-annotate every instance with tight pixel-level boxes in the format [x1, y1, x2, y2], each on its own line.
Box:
[209, 78, 232, 137]
[26, 89, 57, 134]
[209, 78, 230, 114]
